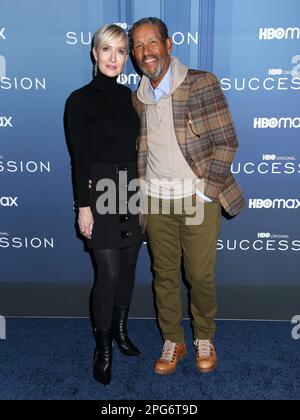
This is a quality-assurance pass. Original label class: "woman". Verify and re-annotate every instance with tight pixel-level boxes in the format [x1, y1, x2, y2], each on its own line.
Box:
[65, 24, 145, 386]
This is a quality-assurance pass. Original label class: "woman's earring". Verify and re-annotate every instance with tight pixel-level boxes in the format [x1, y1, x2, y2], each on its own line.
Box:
[94, 62, 98, 77]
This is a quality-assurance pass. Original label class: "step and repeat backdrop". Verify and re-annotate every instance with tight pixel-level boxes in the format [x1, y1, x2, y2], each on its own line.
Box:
[0, 0, 299, 318]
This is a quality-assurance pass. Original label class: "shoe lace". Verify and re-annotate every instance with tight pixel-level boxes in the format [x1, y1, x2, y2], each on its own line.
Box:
[194, 339, 213, 358]
[161, 340, 177, 362]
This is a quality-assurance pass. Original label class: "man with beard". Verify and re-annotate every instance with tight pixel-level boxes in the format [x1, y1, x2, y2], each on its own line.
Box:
[130, 18, 244, 375]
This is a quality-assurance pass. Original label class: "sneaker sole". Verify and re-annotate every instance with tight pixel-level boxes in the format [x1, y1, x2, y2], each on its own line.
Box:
[154, 352, 187, 375]
[197, 362, 218, 373]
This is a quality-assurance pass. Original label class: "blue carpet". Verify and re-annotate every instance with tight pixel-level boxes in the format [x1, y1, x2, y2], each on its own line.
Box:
[0, 319, 299, 400]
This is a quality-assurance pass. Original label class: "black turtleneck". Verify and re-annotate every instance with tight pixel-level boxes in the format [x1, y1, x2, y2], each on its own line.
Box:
[65, 72, 140, 207]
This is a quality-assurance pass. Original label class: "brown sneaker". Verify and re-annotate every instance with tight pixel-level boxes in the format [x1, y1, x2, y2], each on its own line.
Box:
[195, 339, 217, 373]
[154, 340, 187, 375]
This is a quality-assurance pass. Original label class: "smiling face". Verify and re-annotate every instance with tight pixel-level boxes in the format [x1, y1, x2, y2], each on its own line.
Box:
[93, 35, 128, 78]
[131, 24, 173, 87]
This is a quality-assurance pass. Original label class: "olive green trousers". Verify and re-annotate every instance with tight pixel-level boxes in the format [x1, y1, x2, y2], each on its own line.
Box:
[146, 197, 221, 343]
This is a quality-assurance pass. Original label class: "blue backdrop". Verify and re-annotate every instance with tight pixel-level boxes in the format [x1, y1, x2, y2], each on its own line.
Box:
[0, 0, 299, 317]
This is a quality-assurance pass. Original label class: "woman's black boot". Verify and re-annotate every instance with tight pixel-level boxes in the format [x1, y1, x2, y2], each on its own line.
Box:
[112, 306, 142, 356]
[93, 329, 112, 385]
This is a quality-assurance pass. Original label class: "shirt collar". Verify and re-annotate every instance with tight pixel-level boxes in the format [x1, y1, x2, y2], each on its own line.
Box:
[149, 65, 172, 102]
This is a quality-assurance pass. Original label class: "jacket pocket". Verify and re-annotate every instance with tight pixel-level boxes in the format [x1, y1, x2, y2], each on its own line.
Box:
[186, 113, 200, 138]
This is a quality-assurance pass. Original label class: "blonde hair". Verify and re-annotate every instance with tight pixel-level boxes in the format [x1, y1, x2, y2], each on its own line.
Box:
[93, 24, 128, 52]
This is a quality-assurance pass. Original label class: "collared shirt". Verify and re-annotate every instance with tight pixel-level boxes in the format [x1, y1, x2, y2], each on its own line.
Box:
[149, 65, 172, 103]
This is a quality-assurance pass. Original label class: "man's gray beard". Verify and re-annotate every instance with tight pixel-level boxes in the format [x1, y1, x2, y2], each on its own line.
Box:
[142, 63, 163, 80]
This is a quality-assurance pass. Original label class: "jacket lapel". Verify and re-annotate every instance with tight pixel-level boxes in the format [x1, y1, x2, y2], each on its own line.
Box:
[172, 74, 191, 147]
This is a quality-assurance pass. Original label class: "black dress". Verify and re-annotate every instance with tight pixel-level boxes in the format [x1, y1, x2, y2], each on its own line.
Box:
[65, 71, 145, 249]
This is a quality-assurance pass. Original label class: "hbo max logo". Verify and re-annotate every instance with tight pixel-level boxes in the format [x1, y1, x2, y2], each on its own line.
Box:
[249, 199, 300, 209]
[0, 116, 13, 128]
[259, 27, 300, 40]
[0, 196, 18, 207]
[254, 118, 300, 129]
[0, 28, 6, 40]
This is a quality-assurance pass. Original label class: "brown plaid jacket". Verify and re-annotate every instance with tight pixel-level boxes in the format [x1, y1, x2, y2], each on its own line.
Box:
[132, 70, 245, 216]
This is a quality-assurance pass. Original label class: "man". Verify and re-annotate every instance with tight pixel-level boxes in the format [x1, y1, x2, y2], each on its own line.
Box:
[130, 18, 245, 374]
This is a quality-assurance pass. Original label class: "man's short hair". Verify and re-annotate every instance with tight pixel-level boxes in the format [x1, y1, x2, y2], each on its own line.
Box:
[129, 17, 169, 49]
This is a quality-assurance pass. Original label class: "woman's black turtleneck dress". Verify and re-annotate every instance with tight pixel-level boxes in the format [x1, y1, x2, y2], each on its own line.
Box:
[65, 72, 145, 249]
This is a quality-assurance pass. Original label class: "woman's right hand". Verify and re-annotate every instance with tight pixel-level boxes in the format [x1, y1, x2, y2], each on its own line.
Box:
[78, 207, 94, 239]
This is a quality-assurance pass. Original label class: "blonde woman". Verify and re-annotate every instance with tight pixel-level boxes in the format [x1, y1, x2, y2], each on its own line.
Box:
[65, 25, 145, 386]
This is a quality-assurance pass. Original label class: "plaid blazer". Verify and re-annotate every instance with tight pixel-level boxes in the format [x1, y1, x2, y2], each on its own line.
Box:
[132, 70, 245, 216]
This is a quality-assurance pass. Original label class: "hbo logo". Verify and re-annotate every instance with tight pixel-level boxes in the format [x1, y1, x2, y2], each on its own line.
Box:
[114, 22, 128, 30]
[257, 233, 271, 239]
[269, 69, 283, 75]
[263, 155, 276, 161]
